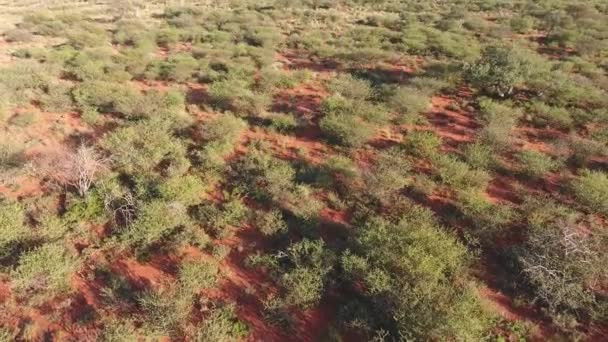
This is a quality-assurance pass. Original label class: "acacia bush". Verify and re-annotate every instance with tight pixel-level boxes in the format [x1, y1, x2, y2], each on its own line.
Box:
[319, 113, 374, 147]
[477, 98, 522, 150]
[0, 201, 28, 260]
[102, 119, 189, 176]
[515, 150, 560, 179]
[12, 243, 78, 301]
[434, 154, 490, 191]
[463, 142, 495, 170]
[385, 86, 431, 125]
[254, 209, 288, 236]
[572, 170, 608, 216]
[527, 101, 574, 130]
[402, 131, 442, 158]
[122, 200, 190, 249]
[341, 211, 493, 340]
[466, 45, 534, 97]
[207, 78, 271, 117]
[364, 148, 411, 199]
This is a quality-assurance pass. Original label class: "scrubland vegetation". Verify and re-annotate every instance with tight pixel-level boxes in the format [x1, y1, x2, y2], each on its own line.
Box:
[0, 0, 607, 341]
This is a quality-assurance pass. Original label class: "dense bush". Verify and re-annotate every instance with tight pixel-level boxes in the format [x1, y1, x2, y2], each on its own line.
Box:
[385, 86, 431, 125]
[466, 45, 534, 97]
[12, 243, 77, 300]
[208, 78, 271, 117]
[477, 98, 522, 150]
[463, 142, 495, 170]
[122, 200, 190, 249]
[102, 119, 189, 175]
[516, 150, 559, 179]
[402, 131, 442, 158]
[342, 211, 493, 340]
[435, 154, 490, 191]
[572, 170, 608, 216]
[319, 113, 374, 147]
[0, 202, 28, 259]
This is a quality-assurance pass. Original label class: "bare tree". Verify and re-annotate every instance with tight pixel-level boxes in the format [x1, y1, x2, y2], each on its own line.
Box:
[37, 145, 108, 197]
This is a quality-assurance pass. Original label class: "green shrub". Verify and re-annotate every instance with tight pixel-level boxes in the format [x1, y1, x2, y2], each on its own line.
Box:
[40, 82, 74, 112]
[122, 200, 190, 249]
[178, 259, 219, 294]
[365, 148, 411, 199]
[0, 201, 28, 259]
[0, 141, 26, 171]
[403, 131, 442, 158]
[102, 119, 189, 175]
[208, 78, 271, 117]
[159, 174, 206, 206]
[10, 111, 37, 127]
[98, 319, 138, 342]
[320, 113, 374, 147]
[463, 142, 495, 170]
[281, 239, 335, 308]
[435, 154, 490, 191]
[477, 99, 522, 150]
[255, 209, 288, 236]
[510, 16, 534, 33]
[12, 243, 77, 299]
[528, 101, 574, 130]
[456, 189, 515, 237]
[197, 113, 247, 170]
[572, 170, 608, 216]
[155, 53, 199, 82]
[466, 45, 534, 97]
[345, 213, 493, 340]
[155, 27, 181, 48]
[386, 86, 431, 125]
[194, 305, 250, 341]
[72, 80, 140, 116]
[266, 112, 298, 133]
[566, 136, 607, 167]
[516, 150, 559, 179]
[194, 193, 249, 236]
[327, 74, 372, 100]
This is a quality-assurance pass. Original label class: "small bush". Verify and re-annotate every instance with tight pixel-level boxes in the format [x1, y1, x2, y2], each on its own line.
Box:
[402, 131, 442, 158]
[320, 114, 374, 147]
[515, 150, 559, 179]
[435, 154, 490, 191]
[208, 78, 271, 117]
[572, 170, 608, 216]
[528, 101, 574, 130]
[122, 200, 190, 249]
[477, 99, 522, 150]
[255, 209, 288, 236]
[158, 174, 206, 206]
[510, 16, 534, 34]
[102, 119, 189, 176]
[266, 112, 298, 133]
[327, 74, 372, 100]
[466, 45, 534, 97]
[10, 111, 37, 127]
[0, 201, 28, 259]
[12, 243, 77, 299]
[386, 86, 431, 125]
[364, 148, 411, 199]
[179, 259, 219, 293]
[463, 142, 495, 170]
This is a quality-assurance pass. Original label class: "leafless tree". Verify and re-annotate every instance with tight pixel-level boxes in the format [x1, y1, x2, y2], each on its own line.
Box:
[37, 144, 108, 197]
